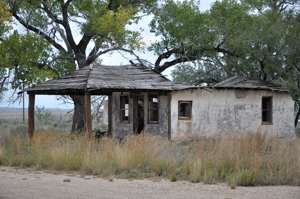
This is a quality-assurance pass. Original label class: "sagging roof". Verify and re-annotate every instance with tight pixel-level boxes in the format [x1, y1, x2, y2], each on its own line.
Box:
[26, 64, 192, 95]
[213, 76, 289, 92]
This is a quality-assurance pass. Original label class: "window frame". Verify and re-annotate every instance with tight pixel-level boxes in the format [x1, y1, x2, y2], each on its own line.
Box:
[148, 94, 159, 124]
[178, 100, 192, 120]
[261, 96, 273, 125]
[120, 95, 130, 122]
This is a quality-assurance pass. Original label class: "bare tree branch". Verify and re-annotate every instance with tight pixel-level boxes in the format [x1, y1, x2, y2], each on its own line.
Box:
[0, 71, 10, 92]
[85, 47, 123, 66]
[155, 48, 180, 67]
[41, 1, 64, 25]
[60, 0, 76, 51]
[77, 33, 94, 51]
[11, 12, 66, 53]
[153, 42, 240, 73]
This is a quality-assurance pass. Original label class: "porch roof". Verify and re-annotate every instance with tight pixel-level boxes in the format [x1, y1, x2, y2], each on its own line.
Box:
[26, 64, 192, 95]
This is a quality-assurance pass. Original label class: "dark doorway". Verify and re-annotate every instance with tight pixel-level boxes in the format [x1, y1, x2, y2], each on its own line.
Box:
[133, 95, 144, 134]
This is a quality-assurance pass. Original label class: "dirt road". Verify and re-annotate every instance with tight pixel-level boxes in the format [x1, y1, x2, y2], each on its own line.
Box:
[0, 167, 299, 199]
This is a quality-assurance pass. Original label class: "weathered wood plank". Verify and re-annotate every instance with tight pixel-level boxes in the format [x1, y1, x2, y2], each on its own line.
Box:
[28, 94, 35, 139]
[25, 64, 192, 95]
[107, 95, 112, 137]
[84, 94, 92, 138]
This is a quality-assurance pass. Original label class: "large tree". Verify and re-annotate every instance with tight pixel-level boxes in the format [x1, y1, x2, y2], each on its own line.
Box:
[1, 0, 155, 132]
[1, 0, 299, 129]
[150, 0, 300, 125]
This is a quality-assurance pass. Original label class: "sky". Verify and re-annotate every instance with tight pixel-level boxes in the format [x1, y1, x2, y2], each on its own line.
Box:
[0, 0, 216, 109]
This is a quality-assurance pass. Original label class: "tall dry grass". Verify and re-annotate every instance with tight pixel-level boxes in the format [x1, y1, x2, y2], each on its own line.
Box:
[0, 132, 299, 186]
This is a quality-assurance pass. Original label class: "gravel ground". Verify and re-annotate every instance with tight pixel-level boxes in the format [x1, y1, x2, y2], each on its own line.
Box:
[0, 167, 299, 199]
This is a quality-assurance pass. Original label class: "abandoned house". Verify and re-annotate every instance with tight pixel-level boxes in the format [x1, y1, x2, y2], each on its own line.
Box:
[25, 64, 295, 139]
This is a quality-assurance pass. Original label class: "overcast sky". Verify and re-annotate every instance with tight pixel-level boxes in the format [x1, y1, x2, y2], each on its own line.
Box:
[0, 0, 216, 109]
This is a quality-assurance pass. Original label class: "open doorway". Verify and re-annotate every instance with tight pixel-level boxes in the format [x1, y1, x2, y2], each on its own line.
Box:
[133, 95, 144, 134]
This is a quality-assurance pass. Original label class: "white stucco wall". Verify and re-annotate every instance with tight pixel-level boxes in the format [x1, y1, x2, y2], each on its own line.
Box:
[170, 88, 295, 139]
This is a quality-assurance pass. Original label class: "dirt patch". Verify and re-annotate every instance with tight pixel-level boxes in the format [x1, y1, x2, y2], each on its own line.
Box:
[0, 167, 299, 199]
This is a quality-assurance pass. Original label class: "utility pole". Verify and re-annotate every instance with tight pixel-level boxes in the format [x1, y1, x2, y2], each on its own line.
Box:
[22, 83, 25, 124]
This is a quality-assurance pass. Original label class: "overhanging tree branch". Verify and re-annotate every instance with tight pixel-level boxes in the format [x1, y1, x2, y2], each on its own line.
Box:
[85, 47, 123, 66]
[77, 33, 94, 51]
[154, 43, 240, 73]
[154, 48, 180, 67]
[12, 13, 66, 53]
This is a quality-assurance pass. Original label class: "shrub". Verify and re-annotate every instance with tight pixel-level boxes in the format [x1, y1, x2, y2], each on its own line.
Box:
[227, 170, 257, 187]
[169, 173, 177, 182]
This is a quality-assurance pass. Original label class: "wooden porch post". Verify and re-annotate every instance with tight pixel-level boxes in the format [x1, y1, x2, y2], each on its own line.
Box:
[107, 95, 112, 137]
[28, 94, 35, 139]
[167, 93, 171, 140]
[84, 94, 92, 138]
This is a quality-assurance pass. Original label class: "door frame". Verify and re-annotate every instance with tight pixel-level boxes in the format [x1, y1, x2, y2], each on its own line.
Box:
[133, 94, 145, 134]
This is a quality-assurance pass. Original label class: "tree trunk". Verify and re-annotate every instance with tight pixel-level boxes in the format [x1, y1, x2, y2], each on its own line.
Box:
[70, 56, 87, 133]
[71, 95, 85, 133]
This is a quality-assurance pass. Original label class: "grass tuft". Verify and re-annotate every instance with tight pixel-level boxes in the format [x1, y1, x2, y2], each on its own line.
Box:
[0, 132, 299, 186]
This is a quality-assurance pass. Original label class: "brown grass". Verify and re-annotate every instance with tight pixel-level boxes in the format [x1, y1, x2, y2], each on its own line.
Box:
[0, 132, 299, 186]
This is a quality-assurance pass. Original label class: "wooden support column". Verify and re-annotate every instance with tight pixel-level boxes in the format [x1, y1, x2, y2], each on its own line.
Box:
[28, 94, 35, 139]
[107, 95, 112, 137]
[167, 93, 171, 140]
[84, 94, 92, 138]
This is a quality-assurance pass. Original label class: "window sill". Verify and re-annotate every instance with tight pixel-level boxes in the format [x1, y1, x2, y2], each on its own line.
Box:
[148, 121, 159, 124]
[262, 122, 273, 125]
[178, 117, 192, 121]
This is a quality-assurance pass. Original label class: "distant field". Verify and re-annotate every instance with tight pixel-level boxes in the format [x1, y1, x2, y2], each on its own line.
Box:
[0, 107, 107, 136]
[0, 107, 73, 135]
[0, 107, 70, 120]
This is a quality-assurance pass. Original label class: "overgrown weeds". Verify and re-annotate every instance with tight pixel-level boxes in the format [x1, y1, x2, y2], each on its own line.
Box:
[0, 132, 299, 186]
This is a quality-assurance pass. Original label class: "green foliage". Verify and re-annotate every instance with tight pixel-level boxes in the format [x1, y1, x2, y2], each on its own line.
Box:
[227, 170, 257, 187]
[150, 0, 213, 57]
[0, 0, 156, 100]
[0, 0, 10, 22]
[158, 0, 300, 107]
[0, 32, 57, 90]
[172, 63, 227, 85]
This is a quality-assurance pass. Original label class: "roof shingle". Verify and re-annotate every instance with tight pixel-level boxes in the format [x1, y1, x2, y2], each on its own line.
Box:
[26, 64, 191, 95]
[213, 76, 288, 92]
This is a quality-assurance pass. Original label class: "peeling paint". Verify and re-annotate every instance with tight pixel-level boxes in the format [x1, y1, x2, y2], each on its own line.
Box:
[170, 89, 295, 139]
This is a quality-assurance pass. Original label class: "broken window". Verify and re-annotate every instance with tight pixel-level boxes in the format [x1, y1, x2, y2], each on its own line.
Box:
[120, 95, 129, 121]
[178, 101, 192, 120]
[262, 96, 272, 124]
[148, 94, 159, 123]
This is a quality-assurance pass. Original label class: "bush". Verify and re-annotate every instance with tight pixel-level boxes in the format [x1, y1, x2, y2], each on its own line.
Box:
[227, 170, 257, 187]
[0, 132, 299, 186]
